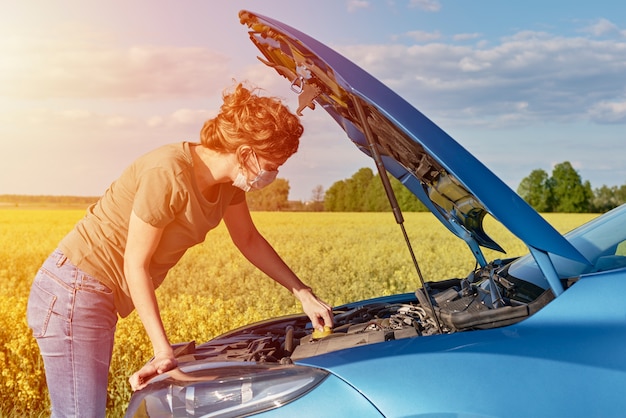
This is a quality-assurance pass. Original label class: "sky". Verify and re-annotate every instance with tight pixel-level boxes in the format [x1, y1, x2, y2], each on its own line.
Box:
[2, 0, 626, 202]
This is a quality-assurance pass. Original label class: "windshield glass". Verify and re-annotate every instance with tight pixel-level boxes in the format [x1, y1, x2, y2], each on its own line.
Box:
[507, 204, 626, 289]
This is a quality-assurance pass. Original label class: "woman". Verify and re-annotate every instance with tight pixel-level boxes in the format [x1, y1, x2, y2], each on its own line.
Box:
[27, 83, 334, 417]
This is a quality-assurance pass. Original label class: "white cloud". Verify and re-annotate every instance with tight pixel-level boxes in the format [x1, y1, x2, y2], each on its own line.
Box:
[404, 30, 441, 42]
[582, 18, 626, 38]
[588, 100, 626, 123]
[453, 33, 482, 42]
[458, 56, 491, 72]
[106, 116, 133, 128]
[336, 30, 626, 127]
[147, 116, 164, 128]
[169, 109, 213, 126]
[347, 0, 370, 13]
[408, 0, 441, 12]
[0, 34, 232, 100]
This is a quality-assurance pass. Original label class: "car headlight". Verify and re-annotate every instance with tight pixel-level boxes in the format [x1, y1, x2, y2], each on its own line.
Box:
[125, 364, 329, 418]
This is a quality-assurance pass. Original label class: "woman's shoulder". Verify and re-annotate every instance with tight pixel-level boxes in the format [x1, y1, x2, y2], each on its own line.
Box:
[144, 141, 191, 159]
[134, 142, 194, 169]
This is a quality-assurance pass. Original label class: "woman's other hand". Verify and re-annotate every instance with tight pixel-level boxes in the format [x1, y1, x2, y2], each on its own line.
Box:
[129, 352, 178, 391]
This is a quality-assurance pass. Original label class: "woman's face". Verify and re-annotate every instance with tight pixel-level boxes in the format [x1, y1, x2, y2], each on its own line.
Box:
[233, 149, 285, 191]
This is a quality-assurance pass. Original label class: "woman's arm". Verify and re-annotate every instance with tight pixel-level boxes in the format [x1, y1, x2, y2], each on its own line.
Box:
[125, 210, 177, 391]
[222, 200, 334, 331]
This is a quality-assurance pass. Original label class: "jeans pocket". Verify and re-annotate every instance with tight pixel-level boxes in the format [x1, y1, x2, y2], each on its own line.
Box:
[27, 275, 58, 338]
[78, 273, 113, 295]
[74, 279, 117, 331]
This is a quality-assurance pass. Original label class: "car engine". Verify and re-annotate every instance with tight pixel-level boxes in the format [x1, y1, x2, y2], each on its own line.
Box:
[173, 261, 553, 365]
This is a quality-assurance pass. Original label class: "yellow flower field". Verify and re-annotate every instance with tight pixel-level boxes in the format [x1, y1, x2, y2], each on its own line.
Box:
[0, 208, 596, 416]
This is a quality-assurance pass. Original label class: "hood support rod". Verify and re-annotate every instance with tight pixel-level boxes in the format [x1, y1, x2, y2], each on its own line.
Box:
[352, 96, 443, 334]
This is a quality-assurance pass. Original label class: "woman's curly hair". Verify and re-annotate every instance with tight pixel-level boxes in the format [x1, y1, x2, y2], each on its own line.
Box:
[200, 83, 303, 162]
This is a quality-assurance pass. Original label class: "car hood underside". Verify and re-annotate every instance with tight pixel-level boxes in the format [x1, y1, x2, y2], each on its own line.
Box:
[238, 10, 588, 279]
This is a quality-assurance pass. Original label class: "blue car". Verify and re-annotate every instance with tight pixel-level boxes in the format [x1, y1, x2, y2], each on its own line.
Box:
[125, 10, 626, 418]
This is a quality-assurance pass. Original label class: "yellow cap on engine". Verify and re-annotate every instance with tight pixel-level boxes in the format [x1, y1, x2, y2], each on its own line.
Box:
[311, 326, 333, 339]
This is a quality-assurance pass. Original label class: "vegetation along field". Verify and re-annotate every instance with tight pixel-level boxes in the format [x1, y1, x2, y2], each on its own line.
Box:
[0, 208, 597, 416]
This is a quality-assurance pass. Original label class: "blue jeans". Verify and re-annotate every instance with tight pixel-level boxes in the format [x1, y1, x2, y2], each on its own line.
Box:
[27, 249, 118, 418]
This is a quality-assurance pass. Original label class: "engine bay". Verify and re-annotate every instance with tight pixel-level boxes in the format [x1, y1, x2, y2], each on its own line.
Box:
[177, 260, 553, 365]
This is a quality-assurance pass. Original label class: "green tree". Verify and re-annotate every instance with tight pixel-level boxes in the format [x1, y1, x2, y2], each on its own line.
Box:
[517, 169, 553, 212]
[325, 168, 374, 212]
[592, 185, 626, 212]
[550, 162, 591, 213]
[346, 167, 376, 211]
[246, 178, 291, 211]
[362, 176, 386, 211]
[394, 181, 427, 212]
[324, 180, 347, 211]
[618, 185, 626, 207]
[324, 168, 427, 212]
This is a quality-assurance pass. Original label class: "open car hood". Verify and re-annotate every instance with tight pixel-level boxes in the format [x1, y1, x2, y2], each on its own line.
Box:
[238, 11, 588, 275]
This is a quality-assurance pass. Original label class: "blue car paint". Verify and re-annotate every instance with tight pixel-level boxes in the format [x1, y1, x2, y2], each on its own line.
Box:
[253, 373, 383, 418]
[296, 270, 626, 417]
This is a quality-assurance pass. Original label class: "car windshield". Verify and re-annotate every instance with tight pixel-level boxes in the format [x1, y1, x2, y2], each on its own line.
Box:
[507, 204, 626, 289]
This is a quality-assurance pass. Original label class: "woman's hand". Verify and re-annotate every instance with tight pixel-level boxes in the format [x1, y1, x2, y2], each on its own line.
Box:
[129, 352, 178, 391]
[295, 288, 334, 331]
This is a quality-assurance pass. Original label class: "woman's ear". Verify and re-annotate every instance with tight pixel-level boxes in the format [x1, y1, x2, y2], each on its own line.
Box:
[236, 145, 253, 167]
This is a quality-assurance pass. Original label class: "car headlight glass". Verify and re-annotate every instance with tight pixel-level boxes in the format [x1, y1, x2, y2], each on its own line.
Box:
[127, 365, 328, 418]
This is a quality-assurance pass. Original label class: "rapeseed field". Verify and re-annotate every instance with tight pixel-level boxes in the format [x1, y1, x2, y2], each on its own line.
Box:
[0, 208, 596, 416]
